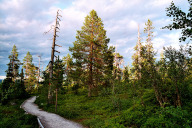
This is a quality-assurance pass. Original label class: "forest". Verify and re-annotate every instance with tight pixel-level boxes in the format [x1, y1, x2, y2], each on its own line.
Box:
[1, 0, 192, 128]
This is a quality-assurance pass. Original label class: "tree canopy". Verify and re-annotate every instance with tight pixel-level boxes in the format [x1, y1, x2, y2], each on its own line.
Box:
[164, 0, 192, 41]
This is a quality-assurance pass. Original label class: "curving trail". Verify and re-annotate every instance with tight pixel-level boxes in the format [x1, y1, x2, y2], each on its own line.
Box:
[21, 96, 83, 128]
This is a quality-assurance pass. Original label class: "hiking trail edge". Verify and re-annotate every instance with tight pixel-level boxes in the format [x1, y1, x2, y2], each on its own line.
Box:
[21, 96, 84, 128]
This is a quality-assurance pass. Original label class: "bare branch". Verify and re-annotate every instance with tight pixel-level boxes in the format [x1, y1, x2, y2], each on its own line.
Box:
[55, 44, 62, 47]
[55, 50, 60, 53]
[43, 25, 55, 35]
[57, 17, 61, 21]
[58, 15, 62, 17]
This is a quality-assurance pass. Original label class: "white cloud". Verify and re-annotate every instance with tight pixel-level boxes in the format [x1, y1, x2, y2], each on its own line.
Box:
[0, 0, 188, 76]
[0, 76, 6, 79]
[0, 0, 20, 10]
[148, 0, 172, 7]
[153, 37, 166, 53]
[163, 31, 181, 49]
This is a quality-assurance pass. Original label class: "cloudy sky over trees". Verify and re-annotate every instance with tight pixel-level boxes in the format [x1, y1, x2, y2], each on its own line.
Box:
[0, 0, 188, 77]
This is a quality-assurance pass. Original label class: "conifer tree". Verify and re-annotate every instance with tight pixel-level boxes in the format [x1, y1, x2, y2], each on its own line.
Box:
[113, 52, 123, 81]
[63, 54, 73, 86]
[143, 19, 164, 107]
[132, 25, 143, 80]
[69, 10, 111, 97]
[103, 46, 115, 87]
[3, 45, 20, 96]
[23, 52, 33, 79]
[123, 66, 129, 83]
[23, 52, 37, 92]
[53, 56, 64, 112]
[144, 19, 154, 56]
[6, 45, 20, 81]
[1, 45, 27, 104]
[132, 26, 146, 106]
[143, 19, 156, 85]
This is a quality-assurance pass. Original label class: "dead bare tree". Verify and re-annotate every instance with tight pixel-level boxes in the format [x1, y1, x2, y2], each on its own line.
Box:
[45, 10, 62, 104]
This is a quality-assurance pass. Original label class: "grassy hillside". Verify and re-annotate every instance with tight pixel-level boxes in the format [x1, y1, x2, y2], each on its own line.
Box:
[36, 83, 192, 128]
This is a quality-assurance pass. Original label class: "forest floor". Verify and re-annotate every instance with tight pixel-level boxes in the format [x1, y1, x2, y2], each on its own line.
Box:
[35, 87, 192, 128]
[0, 98, 38, 128]
[21, 96, 84, 128]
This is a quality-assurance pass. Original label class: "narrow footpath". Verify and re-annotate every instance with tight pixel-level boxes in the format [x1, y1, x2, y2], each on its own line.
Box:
[21, 96, 83, 128]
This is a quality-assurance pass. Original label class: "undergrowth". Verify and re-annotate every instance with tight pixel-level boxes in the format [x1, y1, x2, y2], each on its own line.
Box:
[0, 99, 38, 128]
[35, 84, 192, 128]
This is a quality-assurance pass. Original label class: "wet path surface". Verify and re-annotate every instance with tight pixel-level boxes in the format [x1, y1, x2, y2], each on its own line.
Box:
[21, 96, 83, 128]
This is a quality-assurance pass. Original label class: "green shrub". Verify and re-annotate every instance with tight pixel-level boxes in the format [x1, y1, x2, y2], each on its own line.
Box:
[104, 117, 126, 128]
[120, 105, 146, 127]
[0, 100, 38, 128]
[59, 108, 79, 119]
[143, 106, 192, 128]
[83, 116, 105, 128]
[99, 87, 112, 96]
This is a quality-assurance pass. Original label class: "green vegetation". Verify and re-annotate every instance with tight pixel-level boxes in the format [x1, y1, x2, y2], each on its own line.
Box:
[163, 0, 192, 41]
[35, 7, 192, 128]
[1, 1, 192, 127]
[0, 97, 38, 128]
[23, 51, 38, 93]
[0, 45, 38, 127]
[36, 82, 192, 128]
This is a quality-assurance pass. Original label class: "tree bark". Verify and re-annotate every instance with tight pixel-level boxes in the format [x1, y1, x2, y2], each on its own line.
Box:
[175, 79, 181, 107]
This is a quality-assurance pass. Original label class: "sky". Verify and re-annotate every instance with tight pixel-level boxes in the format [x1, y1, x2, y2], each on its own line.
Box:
[0, 0, 189, 78]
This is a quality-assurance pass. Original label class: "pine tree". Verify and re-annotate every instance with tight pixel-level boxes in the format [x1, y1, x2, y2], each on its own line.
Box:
[53, 56, 64, 112]
[69, 10, 111, 97]
[103, 46, 115, 87]
[1, 45, 27, 104]
[6, 45, 20, 81]
[113, 52, 123, 81]
[3, 45, 20, 97]
[132, 25, 143, 80]
[143, 19, 156, 85]
[143, 19, 164, 107]
[123, 66, 129, 83]
[144, 19, 155, 56]
[23, 52, 37, 92]
[23, 51, 33, 79]
[63, 54, 73, 86]
[132, 26, 146, 106]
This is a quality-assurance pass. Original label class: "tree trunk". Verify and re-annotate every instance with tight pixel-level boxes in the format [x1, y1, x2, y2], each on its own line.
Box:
[175, 79, 181, 107]
[153, 84, 164, 107]
[152, 75, 164, 107]
[88, 85, 91, 97]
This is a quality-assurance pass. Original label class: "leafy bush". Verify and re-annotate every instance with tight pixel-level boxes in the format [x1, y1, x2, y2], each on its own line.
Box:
[59, 108, 79, 119]
[103, 117, 126, 128]
[83, 116, 105, 128]
[99, 87, 112, 96]
[0, 100, 38, 128]
[143, 106, 192, 128]
[120, 105, 146, 127]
